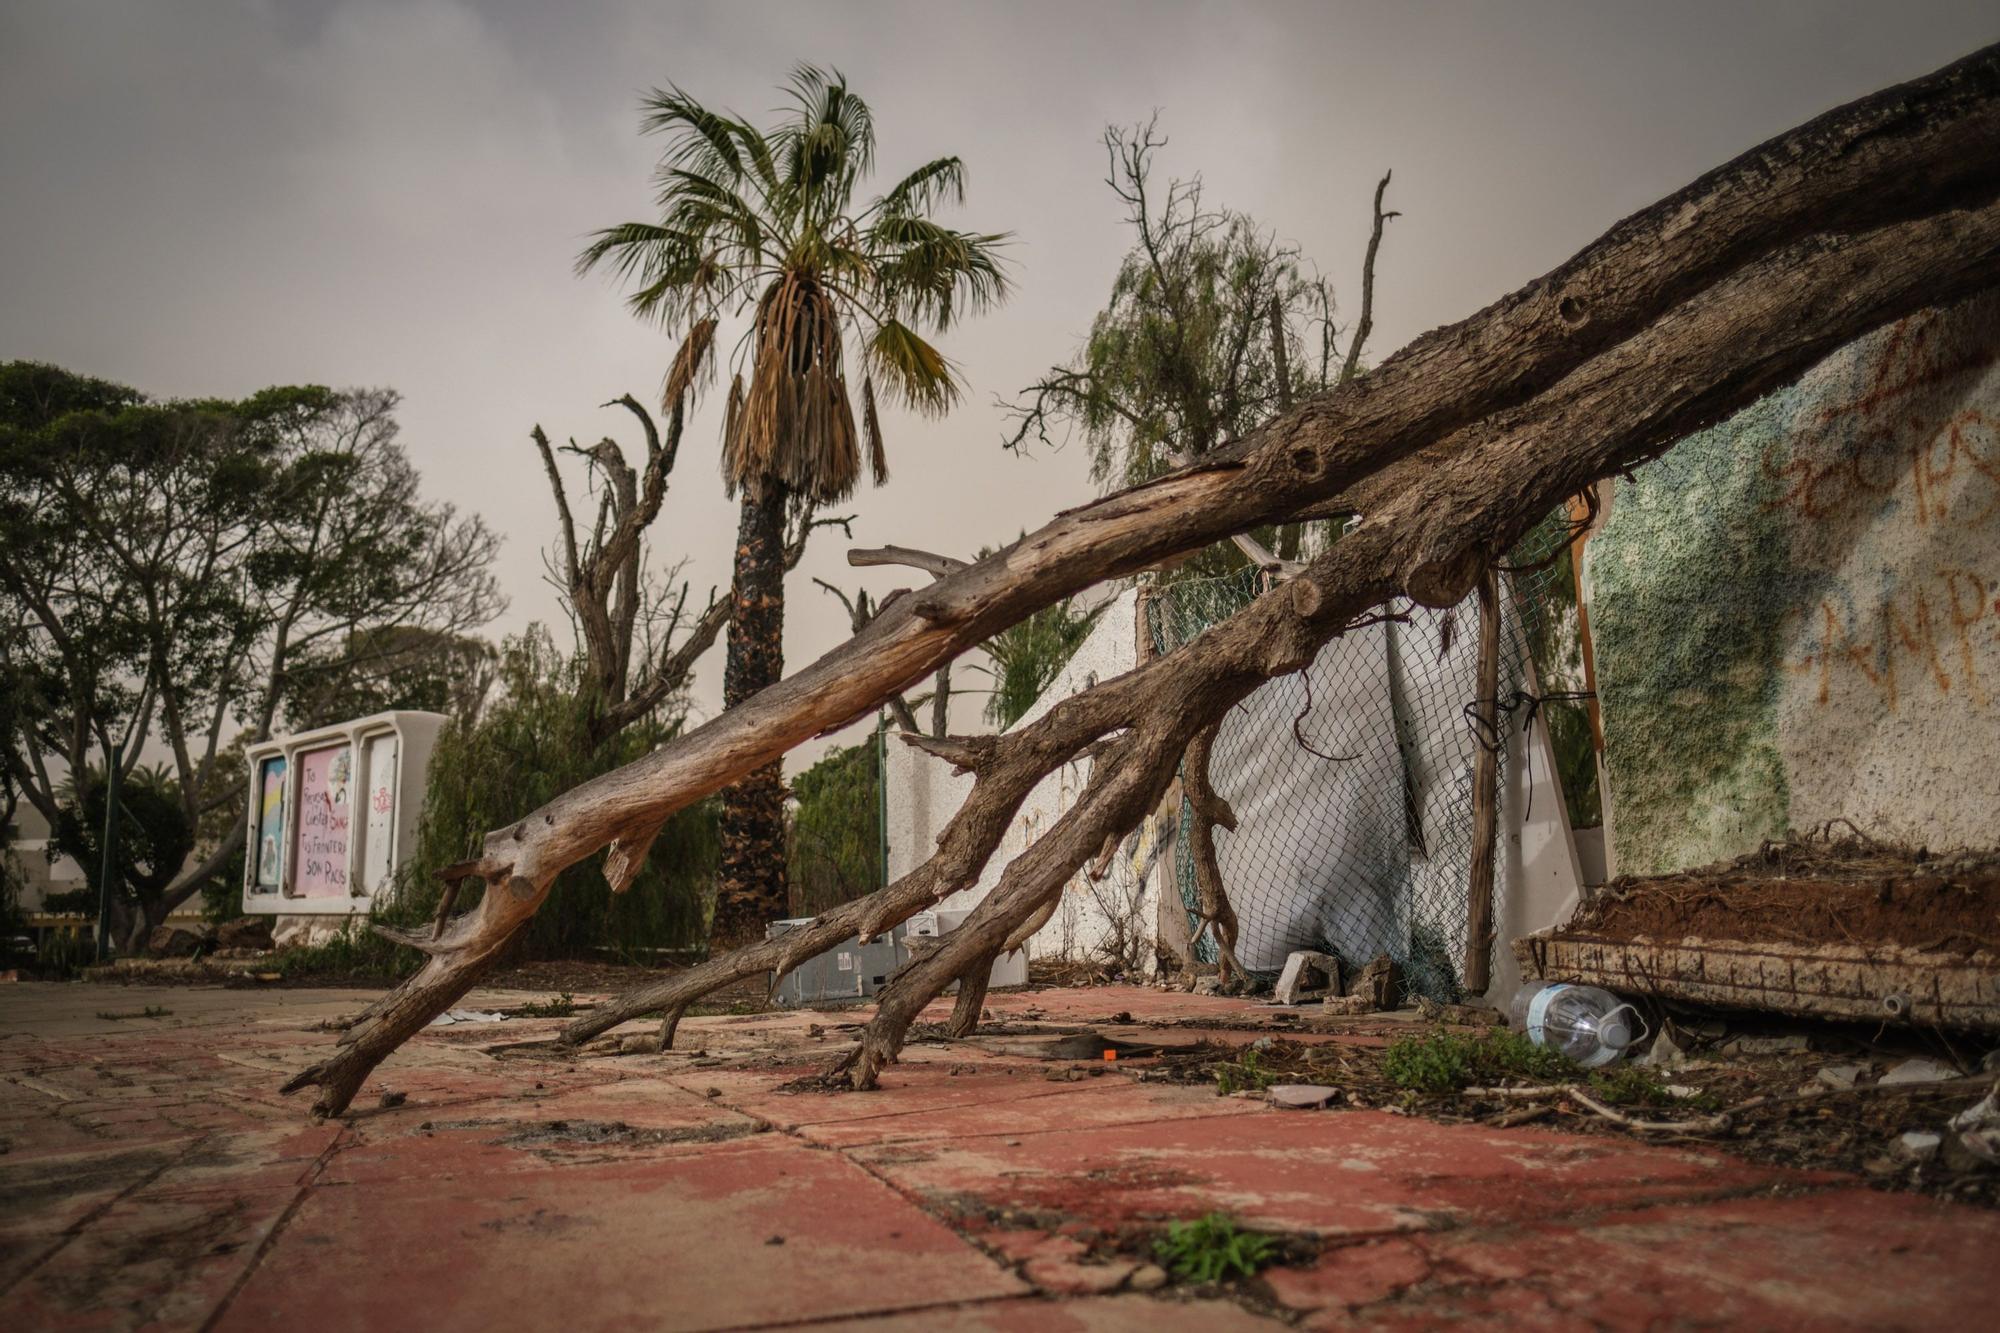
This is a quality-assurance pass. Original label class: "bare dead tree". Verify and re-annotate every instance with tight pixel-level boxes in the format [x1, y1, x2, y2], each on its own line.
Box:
[279, 45, 2000, 1115]
[534, 342, 852, 749]
[532, 320, 724, 744]
[1340, 171, 1401, 384]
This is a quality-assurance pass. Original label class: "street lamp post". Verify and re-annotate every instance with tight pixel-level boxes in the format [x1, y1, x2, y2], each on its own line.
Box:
[94, 742, 123, 963]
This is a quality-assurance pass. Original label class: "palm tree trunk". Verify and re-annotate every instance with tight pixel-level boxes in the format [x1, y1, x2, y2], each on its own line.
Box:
[710, 483, 791, 950]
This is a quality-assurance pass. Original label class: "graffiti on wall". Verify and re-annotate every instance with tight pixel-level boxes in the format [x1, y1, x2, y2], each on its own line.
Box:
[1588, 293, 2000, 873]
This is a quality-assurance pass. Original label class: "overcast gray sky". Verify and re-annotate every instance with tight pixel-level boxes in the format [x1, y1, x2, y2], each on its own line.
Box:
[4, 1, 1995, 762]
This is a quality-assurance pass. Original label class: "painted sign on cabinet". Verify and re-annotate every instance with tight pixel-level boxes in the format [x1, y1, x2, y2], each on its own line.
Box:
[293, 744, 354, 898]
[251, 755, 287, 894]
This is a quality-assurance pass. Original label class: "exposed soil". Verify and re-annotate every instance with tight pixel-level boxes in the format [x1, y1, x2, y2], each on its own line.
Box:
[1569, 836, 2000, 954]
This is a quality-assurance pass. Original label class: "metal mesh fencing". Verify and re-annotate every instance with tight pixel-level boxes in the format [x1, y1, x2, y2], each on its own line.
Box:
[1147, 512, 1587, 1001]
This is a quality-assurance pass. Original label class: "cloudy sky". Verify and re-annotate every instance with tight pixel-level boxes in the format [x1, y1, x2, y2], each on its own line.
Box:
[3, 1, 1994, 760]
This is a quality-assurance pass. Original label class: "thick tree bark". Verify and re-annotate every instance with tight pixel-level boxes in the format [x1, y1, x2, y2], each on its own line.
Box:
[1183, 720, 1244, 982]
[282, 45, 2000, 1115]
[711, 482, 792, 950]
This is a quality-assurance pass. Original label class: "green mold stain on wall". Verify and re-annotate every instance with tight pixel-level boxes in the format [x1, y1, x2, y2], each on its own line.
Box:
[1589, 390, 1805, 875]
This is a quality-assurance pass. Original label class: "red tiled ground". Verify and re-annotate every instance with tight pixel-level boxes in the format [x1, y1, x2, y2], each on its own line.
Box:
[2, 981, 1996, 1331]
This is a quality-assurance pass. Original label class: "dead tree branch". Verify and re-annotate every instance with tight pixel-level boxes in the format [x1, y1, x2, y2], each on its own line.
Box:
[282, 47, 2000, 1114]
[1183, 720, 1245, 983]
[531, 324, 717, 745]
[848, 545, 970, 578]
[1340, 170, 1401, 384]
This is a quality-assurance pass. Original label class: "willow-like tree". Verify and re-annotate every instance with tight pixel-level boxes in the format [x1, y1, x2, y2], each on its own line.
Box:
[580, 66, 1011, 949]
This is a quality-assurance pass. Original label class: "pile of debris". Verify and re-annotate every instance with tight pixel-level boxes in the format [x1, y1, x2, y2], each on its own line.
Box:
[1518, 838, 2000, 1032]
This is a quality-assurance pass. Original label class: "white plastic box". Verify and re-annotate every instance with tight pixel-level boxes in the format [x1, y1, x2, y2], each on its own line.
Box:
[240, 711, 445, 917]
[907, 908, 1029, 988]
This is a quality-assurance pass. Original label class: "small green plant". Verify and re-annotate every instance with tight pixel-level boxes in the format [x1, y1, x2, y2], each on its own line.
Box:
[516, 992, 577, 1018]
[1382, 1029, 1580, 1094]
[1153, 1213, 1279, 1284]
[1381, 1030, 1475, 1093]
[1214, 1048, 1278, 1096]
[95, 1005, 171, 1020]
[1481, 1029, 1582, 1082]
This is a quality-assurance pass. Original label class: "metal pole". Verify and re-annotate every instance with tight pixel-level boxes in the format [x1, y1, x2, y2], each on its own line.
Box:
[1463, 567, 1502, 997]
[94, 742, 123, 962]
[875, 712, 889, 892]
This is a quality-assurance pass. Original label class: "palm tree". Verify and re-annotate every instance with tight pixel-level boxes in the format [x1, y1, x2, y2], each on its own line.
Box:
[580, 66, 1010, 950]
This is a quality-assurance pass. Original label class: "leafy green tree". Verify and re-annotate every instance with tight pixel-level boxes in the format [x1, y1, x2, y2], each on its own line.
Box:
[414, 627, 716, 959]
[0, 362, 501, 949]
[282, 626, 497, 733]
[786, 739, 880, 919]
[47, 763, 193, 938]
[580, 65, 1012, 948]
[976, 599, 1103, 731]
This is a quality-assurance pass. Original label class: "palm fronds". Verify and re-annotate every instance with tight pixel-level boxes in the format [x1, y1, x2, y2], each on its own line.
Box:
[581, 67, 1010, 497]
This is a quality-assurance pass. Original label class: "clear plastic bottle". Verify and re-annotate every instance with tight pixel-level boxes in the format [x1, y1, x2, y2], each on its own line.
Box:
[1508, 982, 1642, 1067]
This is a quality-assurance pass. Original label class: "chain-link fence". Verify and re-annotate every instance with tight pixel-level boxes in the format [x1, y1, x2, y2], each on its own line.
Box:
[1148, 513, 1588, 1001]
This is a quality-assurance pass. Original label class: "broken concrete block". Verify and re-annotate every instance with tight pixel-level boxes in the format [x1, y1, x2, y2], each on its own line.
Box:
[1898, 1130, 1942, 1160]
[1880, 1057, 1961, 1086]
[215, 917, 275, 950]
[1347, 954, 1402, 1010]
[1309, 994, 1375, 1023]
[1950, 1091, 1999, 1134]
[146, 923, 214, 958]
[1268, 1084, 1340, 1110]
[1274, 950, 1341, 1006]
[1416, 995, 1498, 1026]
[1638, 1028, 1689, 1068]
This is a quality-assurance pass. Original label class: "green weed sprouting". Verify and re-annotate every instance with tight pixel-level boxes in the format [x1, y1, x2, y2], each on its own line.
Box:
[516, 992, 578, 1018]
[1214, 1047, 1279, 1096]
[1381, 1028, 1579, 1093]
[1153, 1213, 1279, 1284]
[1380, 1030, 1711, 1107]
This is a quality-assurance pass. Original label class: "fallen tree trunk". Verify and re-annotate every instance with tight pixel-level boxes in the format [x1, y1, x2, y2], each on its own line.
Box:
[285, 46, 2000, 1114]
[569, 192, 2000, 1061]
[825, 195, 2000, 1089]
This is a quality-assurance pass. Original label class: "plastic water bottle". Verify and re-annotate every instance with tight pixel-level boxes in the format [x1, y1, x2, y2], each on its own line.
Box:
[1508, 982, 1642, 1067]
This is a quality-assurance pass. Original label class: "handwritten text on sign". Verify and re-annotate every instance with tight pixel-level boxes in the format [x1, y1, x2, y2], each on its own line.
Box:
[294, 744, 353, 898]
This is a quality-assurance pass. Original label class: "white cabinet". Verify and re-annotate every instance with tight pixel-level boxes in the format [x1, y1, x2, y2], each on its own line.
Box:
[240, 711, 443, 916]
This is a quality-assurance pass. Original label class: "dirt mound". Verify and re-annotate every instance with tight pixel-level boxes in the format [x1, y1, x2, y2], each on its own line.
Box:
[1571, 837, 2000, 955]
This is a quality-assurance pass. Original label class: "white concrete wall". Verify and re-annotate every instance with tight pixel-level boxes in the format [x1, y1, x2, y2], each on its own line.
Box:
[1584, 294, 2000, 872]
[887, 590, 1165, 970]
